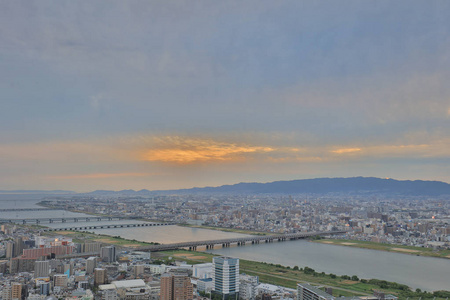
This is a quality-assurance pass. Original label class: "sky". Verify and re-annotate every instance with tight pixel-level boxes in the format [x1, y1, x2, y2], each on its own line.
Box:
[1, 1, 449, 192]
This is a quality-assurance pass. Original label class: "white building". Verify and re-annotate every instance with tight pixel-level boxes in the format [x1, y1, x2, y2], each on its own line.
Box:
[193, 263, 213, 279]
[212, 257, 239, 299]
[239, 274, 259, 300]
[148, 264, 167, 275]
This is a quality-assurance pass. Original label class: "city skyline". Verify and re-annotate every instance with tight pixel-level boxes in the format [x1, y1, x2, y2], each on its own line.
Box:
[1, 1, 450, 191]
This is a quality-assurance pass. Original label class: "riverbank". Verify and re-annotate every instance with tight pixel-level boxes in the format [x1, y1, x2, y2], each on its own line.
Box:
[156, 249, 450, 299]
[49, 230, 158, 248]
[49, 229, 450, 298]
[314, 239, 450, 259]
[178, 224, 271, 236]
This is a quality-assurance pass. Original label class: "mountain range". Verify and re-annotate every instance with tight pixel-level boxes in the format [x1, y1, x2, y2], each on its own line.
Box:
[149, 177, 450, 196]
[2, 177, 450, 196]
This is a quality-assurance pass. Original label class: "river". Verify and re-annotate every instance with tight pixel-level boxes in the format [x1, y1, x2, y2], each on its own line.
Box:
[1, 196, 449, 291]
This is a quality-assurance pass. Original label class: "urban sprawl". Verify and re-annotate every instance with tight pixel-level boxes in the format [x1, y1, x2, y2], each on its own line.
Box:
[1, 193, 449, 300]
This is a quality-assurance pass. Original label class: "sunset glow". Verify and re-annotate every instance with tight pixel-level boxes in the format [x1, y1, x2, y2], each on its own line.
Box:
[0, 1, 449, 191]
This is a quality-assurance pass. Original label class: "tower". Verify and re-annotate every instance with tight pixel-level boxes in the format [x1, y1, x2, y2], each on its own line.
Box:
[212, 257, 239, 300]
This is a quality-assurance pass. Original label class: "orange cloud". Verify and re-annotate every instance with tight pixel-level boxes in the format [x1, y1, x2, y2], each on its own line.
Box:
[142, 137, 274, 164]
[331, 148, 362, 154]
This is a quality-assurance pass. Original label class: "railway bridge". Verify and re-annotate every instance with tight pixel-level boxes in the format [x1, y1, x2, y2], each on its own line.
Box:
[0, 208, 58, 212]
[136, 230, 346, 252]
[43, 222, 174, 231]
[0, 216, 124, 224]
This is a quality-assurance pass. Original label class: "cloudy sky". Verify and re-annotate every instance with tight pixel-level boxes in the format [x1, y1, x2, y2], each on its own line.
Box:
[1, 1, 449, 192]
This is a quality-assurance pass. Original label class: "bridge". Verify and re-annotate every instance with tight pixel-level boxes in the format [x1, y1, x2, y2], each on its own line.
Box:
[0, 216, 125, 224]
[42, 222, 174, 232]
[0, 208, 59, 212]
[136, 230, 346, 252]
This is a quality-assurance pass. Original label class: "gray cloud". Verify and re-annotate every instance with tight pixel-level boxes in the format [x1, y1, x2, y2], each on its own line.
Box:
[1, 1, 449, 190]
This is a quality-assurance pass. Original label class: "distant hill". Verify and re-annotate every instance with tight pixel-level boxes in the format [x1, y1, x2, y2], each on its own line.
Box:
[154, 177, 450, 196]
[4, 177, 450, 196]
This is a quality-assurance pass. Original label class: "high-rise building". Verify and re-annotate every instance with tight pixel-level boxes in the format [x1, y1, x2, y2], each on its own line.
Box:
[193, 263, 213, 279]
[86, 257, 97, 274]
[160, 273, 193, 300]
[212, 257, 239, 300]
[35, 260, 50, 278]
[94, 268, 107, 285]
[11, 282, 27, 300]
[2, 285, 12, 300]
[297, 283, 334, 300]
[22, 245, 74, 259]
[82, 242, 102, 253]
[161, 273, 174, 300]
[40, 282, 51, 296]
[9, 257, 36, 274]
[174, 273, 194, 300]
[101, 246, 116, 263]
[239, 274, 259, 300]
[134, 264, 145, 277]
[54, 274, 68, 288]
[0, 261, 7, 274]
[14, 237, 24, 258]
[6, 242, 15, 259]
[63, 263, 72, 275]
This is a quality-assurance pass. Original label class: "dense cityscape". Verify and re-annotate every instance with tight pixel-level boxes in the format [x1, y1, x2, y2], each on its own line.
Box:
[2, 1, 450, 300]
[0, 192, 449, 300]
[43, 194, 450, 249]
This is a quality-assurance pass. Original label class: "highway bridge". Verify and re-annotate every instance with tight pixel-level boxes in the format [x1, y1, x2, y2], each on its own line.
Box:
[136, 230, 346, 252]
[0, 216, 125, 224]
[43, 222, 174, 231]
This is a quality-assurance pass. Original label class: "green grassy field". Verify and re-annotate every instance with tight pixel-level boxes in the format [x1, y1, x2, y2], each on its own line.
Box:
[157, 249, 450, 299]
[314, 239, 450, 259]
[48, 229, 450, 299]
